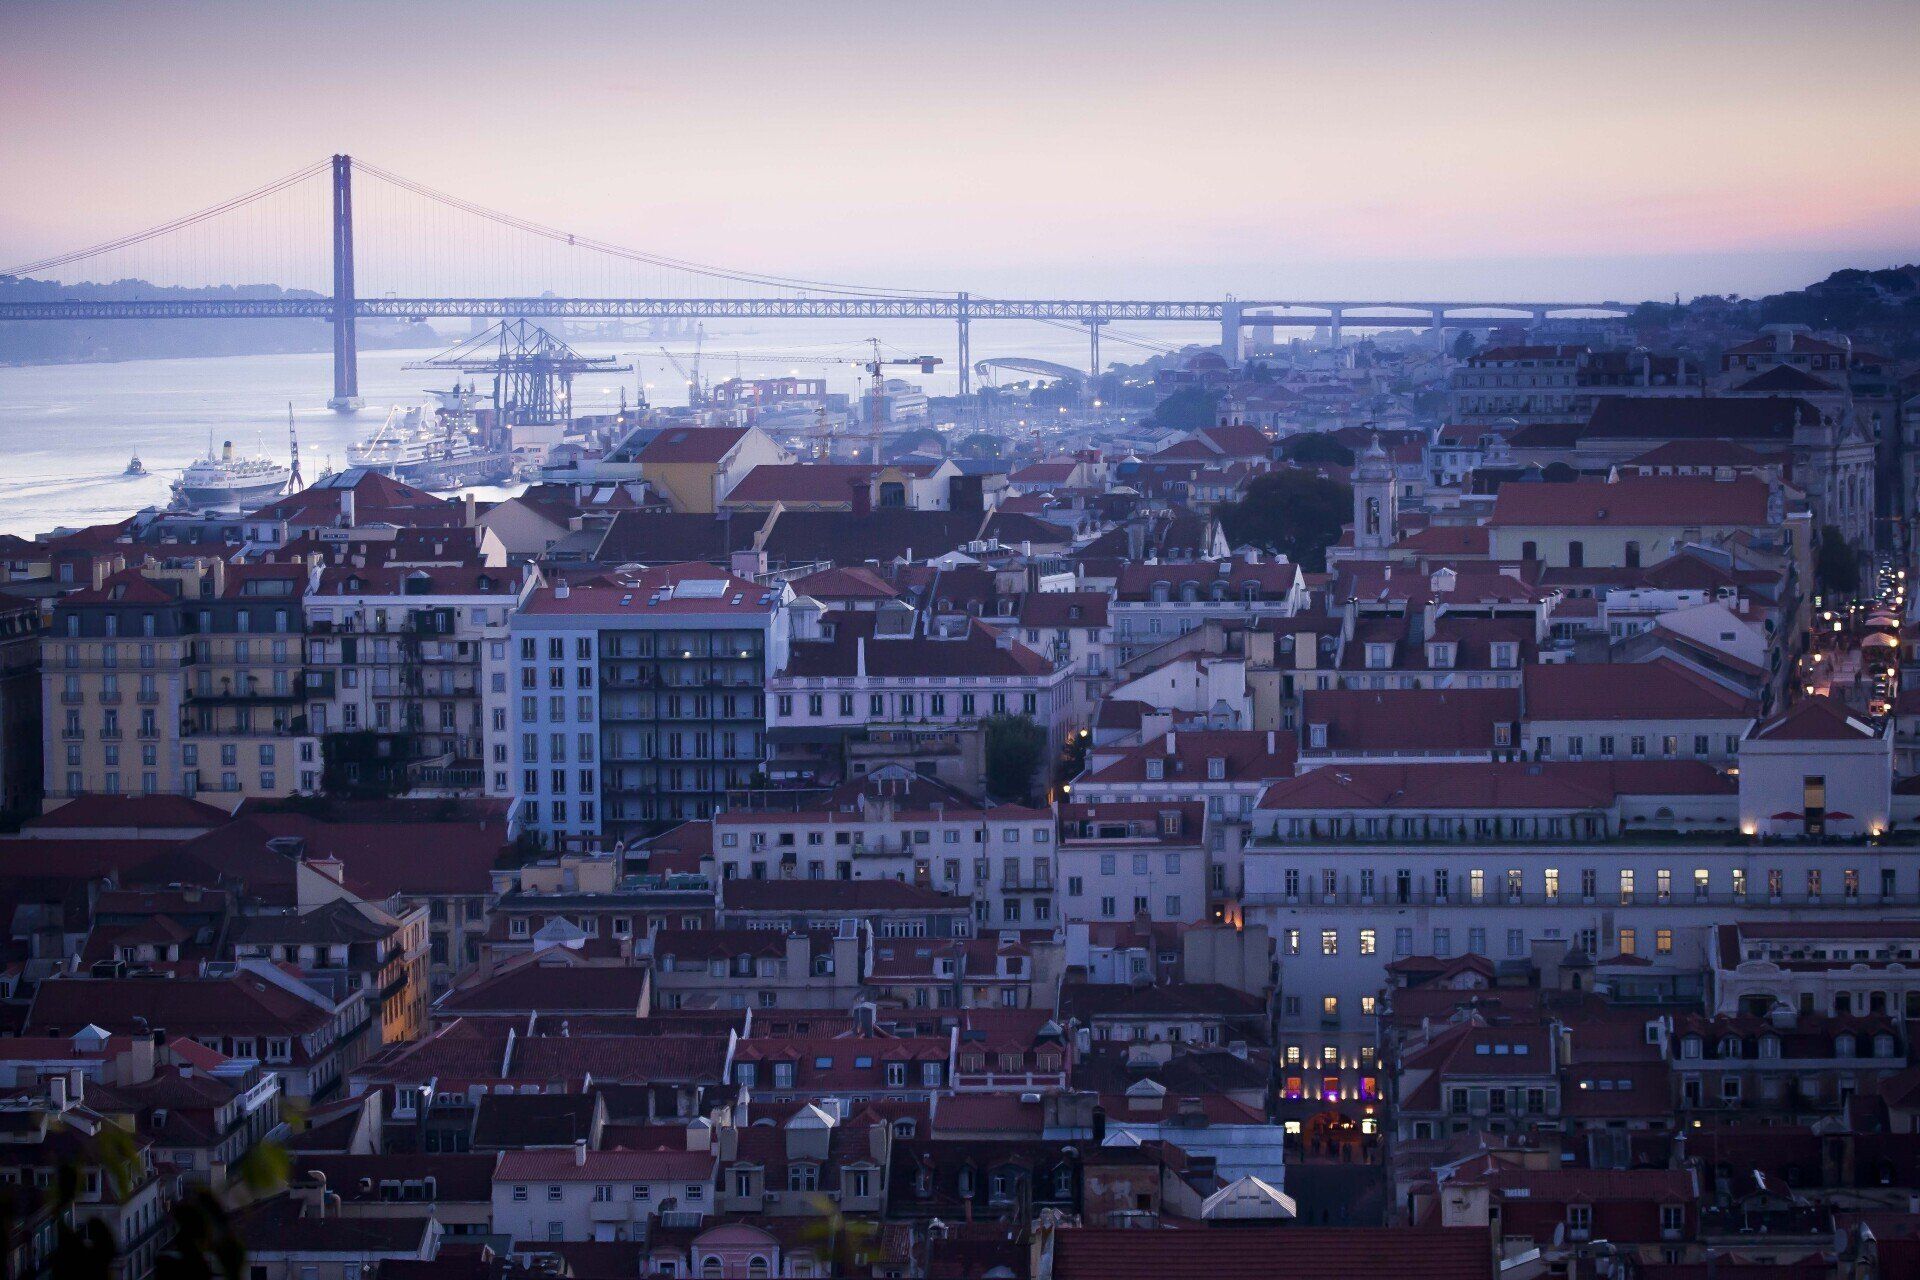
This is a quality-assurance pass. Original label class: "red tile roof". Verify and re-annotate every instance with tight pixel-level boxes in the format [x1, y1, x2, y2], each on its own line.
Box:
[57, 568, 176, 606]
[1080, 730, 1297, 786]
[1114, 557, 1298, 600]
[25, 794, 232, 833]
[1258, 759, 1734, 810]
[495, 1146, 714, 1181]
[637, 426, 751, 464]
[1049, 1227, 1493, 1280]
[1302, 687, 1519, 753]
[782, 612, 1054, 679]
[1488, 476, 1771, 527]
[1522, 658, 1756, 721]
[787, 565, 900, 600]
[1750, 695, 1878, 741]
[1016, 592, 1109, 629]
[725, 464, 878, 504]
[522, 564, 780, 617]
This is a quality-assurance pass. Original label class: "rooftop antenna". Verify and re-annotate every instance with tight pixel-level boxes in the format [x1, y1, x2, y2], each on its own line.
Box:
[287, 402, 304, 488]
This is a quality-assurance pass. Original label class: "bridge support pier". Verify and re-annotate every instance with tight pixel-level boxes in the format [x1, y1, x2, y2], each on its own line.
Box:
[327, 153, 363, 412]
[956, 292, 971, 397]
[1328, 307, 1343, 349]
[1085, 319, 1105, 387]
[1220, 297, 1244, 366]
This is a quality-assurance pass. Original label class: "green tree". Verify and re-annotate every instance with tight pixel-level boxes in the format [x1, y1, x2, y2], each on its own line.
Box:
[1450, 331, 1480, 360]
[1145, 385, 1221, 432]
[983, 713, 1048, 803]
[1816, 524, 1861, 597]
[1219, 470, 1354, 572]
[955, 432, 1002, 460]
[1279, 432, 1354, 466]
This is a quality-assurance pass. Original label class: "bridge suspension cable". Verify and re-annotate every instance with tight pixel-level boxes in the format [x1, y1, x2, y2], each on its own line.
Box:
[0, 159, 331, 278]
[349, 158, 946, 300]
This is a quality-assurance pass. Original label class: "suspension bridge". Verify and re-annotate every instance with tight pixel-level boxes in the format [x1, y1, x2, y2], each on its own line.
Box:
[0, 155, 1636, 409]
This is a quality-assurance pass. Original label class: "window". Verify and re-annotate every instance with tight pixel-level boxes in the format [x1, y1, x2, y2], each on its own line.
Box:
[1655, 928, 1673, 955]
[1618, 928, 1636, 955]
[1321, 929, 1338, 956]
[1568, 1204, 1593, 1235]
[1359, 928, 1376, 955]
[1322, 996, 1339, 1020]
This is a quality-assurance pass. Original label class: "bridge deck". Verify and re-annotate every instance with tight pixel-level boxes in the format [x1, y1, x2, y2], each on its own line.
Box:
[0, 297, 1633, 323]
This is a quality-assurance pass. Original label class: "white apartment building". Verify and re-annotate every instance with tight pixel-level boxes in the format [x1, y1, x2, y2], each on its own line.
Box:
[509, 566, 791, 844]
[711, 782, 1057, 930]
[768, 608, 1075, 790]
[1520, 658, 1757, 766]
[1056, 801, 1211, 926]
[1070, 729, 1298, 922]
[1110, 555, 1308, 668]
[492, 1142, 716, 1244]
[302, 563, 519, 797]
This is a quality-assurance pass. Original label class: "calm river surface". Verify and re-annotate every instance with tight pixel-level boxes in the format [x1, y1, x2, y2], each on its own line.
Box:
[0, 319, 1206, 535]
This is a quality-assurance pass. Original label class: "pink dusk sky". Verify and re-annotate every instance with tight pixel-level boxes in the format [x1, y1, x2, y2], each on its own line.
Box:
[2, 0, 1916, 301]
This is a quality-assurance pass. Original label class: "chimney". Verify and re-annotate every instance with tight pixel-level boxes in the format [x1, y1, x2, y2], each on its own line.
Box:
[856, 636, 867, 678]
[462, 492, 477, 525]
[1164, 731, 1175, 754]
[554, 576, 571, 600]
[340, 489, 356, 528]
[574, 1138, 588, 1167]
[49, 1076, 67, 1110]
[1266, 730, 1275, 754]
[849, 476, 873, 518]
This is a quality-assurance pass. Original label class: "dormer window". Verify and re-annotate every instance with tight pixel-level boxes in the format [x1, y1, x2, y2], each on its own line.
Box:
[1308, 723, 1328, 749]
[1146, 759, 1165, 781]
[1491, 642, 1518, 669]
[1365, 643, 1392, 669]
[1206, 757, 1226, 780]
[1836, 1034, 1857, 1058]
[1427, 642, 1456, 669]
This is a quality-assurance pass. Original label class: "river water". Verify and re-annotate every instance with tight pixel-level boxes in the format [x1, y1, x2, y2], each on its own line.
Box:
[0, 318, 1207, 536]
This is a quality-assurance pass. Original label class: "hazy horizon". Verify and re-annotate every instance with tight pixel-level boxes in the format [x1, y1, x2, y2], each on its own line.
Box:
[4, 0, 1918, 302]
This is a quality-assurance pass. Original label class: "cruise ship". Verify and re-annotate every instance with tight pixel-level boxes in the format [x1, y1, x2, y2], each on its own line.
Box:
[346, 388, 513, 489]
[172, 441, 293, 510]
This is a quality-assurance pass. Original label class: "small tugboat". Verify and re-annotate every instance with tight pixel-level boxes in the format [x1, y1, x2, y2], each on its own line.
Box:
[124, 456, 146, 477]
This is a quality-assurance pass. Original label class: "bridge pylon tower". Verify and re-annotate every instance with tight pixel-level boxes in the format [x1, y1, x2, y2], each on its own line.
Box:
[327, 154, 364, 411]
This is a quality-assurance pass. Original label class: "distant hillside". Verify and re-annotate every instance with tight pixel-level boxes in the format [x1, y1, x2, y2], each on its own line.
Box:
[1632, 265, 1920, 353]
[0, 275, 426, 365]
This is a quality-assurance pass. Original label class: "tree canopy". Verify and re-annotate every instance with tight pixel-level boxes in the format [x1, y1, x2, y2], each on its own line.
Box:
[1145, 385, 1221, 432]
[1219, 469, 1354, 572]
[1815, 524, 1861, 597]
[1279, 432, 1354, 466]
[983, 713, 1048, 803]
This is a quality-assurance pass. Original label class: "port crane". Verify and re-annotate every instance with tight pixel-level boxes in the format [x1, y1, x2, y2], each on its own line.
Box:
[657, 323, 707, 408]
[858, 339, 942, 465]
